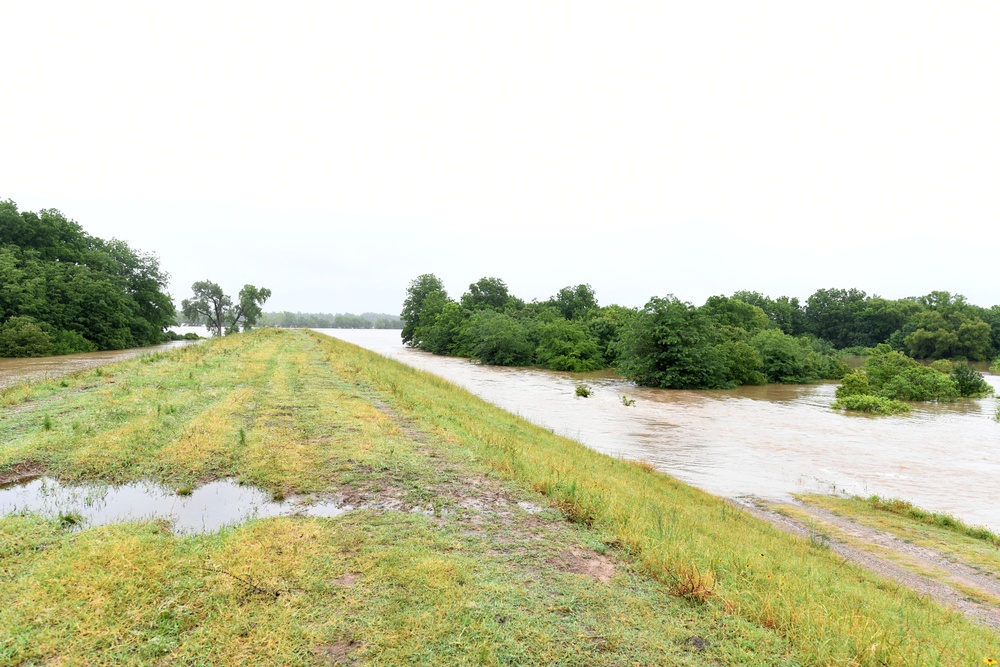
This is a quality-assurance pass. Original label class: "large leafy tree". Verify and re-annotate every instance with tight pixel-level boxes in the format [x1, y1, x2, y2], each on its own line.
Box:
[804, 288, 871, 348]
[0, 199, 175, 356]
[460, 277, 517, 311]
[616, 296, 729, 389]
[457, 310, 535, 366]
[400, 273, 447, 345]
[732, 291, 805, 336]
[181, 281, 271, 336]
[549, 284, 598, 321]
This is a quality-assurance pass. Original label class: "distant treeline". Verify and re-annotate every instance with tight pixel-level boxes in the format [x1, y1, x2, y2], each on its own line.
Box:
[0, 200, 175, 357]
[261, 311, 402, 329]
[401, 274, 1000, 389]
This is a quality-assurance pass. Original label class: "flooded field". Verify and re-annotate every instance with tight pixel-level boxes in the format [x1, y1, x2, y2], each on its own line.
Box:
[320, 329, 1000, 531]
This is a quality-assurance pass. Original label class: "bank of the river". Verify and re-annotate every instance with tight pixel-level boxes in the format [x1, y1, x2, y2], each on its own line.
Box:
[321, 328, 1000, 532]
[0, 329, 997, 665]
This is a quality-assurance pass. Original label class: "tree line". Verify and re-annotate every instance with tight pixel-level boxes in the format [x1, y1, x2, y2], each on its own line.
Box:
[0, 200, 175, 357]
[401, 274, 1000, 389]
[259, 312, 402, 329]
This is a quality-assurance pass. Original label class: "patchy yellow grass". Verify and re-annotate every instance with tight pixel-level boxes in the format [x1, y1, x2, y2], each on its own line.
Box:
[1, 328, 998, 667]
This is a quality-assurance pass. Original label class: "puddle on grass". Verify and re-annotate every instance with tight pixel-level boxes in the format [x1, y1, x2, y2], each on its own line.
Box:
[0, 477, 350, 533]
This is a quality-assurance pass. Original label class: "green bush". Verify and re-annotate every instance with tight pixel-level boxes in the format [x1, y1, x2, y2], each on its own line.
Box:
[862, 345, 918, 388]
[49, 329, 97, 355]
[929, 359, 954, 374]
[717, 340, 766, 386]
[877, 366, 959, 401]
[616, 296, 730, 389]
[951, 364, 993, 398]
[750, 329, 814, 384]
[835, 371, 870, 399]
[0, 316, 53, 357]
[838, 345, 971, 404]
[458, 310, 535, 366]
[832, 394, 911, 415]
[535, 318, 605, 372]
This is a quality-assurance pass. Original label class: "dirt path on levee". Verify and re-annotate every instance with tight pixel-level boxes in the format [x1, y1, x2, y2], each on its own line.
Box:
[731, 497, 1000, 630]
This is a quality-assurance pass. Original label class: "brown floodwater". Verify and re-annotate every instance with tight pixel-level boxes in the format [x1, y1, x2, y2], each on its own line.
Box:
[318, 329, 1000, 532]
[0, 340, 199, 389]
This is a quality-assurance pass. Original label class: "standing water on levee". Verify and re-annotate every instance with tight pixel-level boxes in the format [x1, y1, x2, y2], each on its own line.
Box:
[319, 328, 1000, 532]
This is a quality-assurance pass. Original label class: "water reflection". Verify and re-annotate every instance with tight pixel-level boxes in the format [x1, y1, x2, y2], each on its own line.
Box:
[0, 477, 347, 533]
[320, 329, 1000, 531]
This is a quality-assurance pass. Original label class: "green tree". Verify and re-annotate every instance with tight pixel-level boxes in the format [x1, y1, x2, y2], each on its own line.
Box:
[418, 301, 467, 356]
[411, 291, 459, 350]
[702, 295, 771, 335]
[583, 305, 635, 366]
[458, 310, 534, 366]
[615, 296, 729, 389]
[535, 318, 605, 372]
[401, 274, 447, 345]
[732, 291, 805, 335]
[804, 288, 871, 348]
[0, 200, 175, 351]
[181, 281, 271, 336]
[549, 284, 598, 321]
[749, 329, 814, 384]
[718, 340, 766, 386]
[460, 277, 517, 312]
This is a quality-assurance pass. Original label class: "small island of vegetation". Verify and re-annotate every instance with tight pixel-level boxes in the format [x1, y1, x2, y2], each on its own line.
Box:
[832, 345, 993, 414]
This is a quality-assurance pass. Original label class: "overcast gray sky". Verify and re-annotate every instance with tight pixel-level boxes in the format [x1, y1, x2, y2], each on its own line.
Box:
[2, 1, 999, 315]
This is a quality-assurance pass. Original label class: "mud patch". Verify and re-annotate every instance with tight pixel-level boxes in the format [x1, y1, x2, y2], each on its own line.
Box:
[556, 548, 617, 583]
[0, 461, 45, 487]
[313, 640, 359, 666]
[331, 573, 360, 588]
[683, 635, 710, 651]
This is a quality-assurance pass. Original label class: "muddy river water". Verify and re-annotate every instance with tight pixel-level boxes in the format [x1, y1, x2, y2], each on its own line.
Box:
[0, 340, 197, 389]
[319, 329, 1000, 531]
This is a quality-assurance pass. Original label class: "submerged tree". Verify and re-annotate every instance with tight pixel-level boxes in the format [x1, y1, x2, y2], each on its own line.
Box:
[181, 281, 271, 336]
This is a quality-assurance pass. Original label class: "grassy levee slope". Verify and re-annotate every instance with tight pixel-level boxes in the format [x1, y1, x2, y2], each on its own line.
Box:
[0, 328, 994, 666]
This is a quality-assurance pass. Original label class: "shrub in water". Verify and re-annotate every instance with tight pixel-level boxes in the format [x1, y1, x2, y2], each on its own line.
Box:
[877, 366, 959, 402]
[835, 371, 870, 400]
[575, 384, 592, 398]
[951, 364, 993, 398]
[832, 394, 911, 415]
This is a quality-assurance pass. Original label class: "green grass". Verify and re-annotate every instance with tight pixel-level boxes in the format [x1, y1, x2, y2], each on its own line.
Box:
[0, 329, 997, 666]
[798, 494, 1000, 580]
